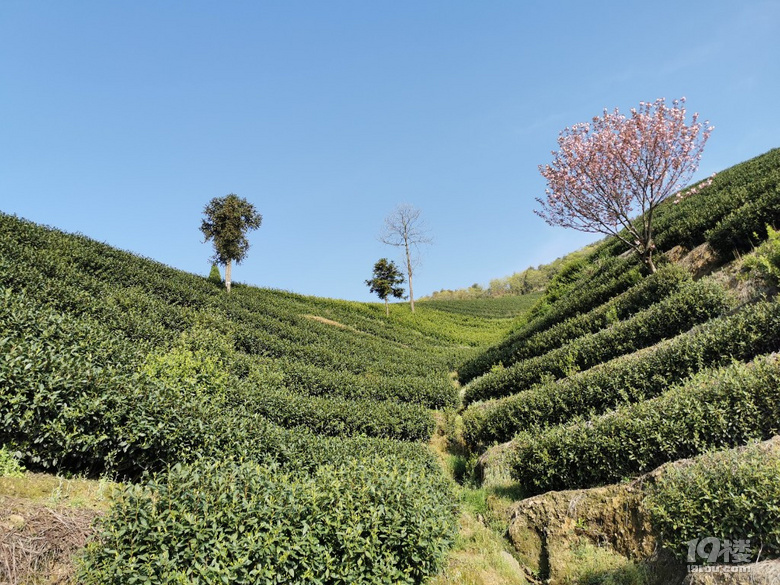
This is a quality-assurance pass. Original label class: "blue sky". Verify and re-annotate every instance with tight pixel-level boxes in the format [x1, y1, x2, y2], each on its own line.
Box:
[2, 1, 779, 301]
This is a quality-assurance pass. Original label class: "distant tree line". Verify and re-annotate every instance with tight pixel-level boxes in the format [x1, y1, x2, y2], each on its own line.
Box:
[422, 248, 593, 301]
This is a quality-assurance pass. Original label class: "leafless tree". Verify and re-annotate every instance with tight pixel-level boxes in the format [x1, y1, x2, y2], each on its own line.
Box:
[379, 204, 432, 313]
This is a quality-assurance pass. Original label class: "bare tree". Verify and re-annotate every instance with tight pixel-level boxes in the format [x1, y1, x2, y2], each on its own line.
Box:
[379, 204, 432, 313]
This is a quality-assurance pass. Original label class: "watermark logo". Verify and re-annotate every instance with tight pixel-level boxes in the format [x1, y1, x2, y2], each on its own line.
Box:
[687, 537, 754, 564]
[686, 537, 755, 575]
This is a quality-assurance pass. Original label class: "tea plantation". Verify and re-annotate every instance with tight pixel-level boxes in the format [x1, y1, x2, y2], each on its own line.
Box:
[460, 147, 780, 574]
[0, 211, 526, 583]
[2, 148, 780, 583]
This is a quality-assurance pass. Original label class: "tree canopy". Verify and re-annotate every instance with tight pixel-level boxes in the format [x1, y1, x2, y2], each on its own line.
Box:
[536, 97, 713, 272]
[200, 194, 262, 292]
[366, 258, 405, 316]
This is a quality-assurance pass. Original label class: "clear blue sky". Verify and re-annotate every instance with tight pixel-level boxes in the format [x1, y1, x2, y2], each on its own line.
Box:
[2, 1, 779, 301]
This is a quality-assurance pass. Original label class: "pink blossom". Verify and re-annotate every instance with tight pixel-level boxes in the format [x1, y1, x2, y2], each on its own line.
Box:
[536, 97, 713, 273]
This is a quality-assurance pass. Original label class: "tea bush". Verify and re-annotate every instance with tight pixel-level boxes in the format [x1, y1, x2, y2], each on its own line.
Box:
[499, 264, 690, 365]
[646, 440, 780, 562]
[0, 287, 442, 477]
[707, 183, 780, 256]
[463, 299, 780, 446]
[510, 354, 780, 494]
[80, 457, 457, 584]
[463, 278, 730, 404]
[458, 256, 642, 383]
[0, 445, 24, 477]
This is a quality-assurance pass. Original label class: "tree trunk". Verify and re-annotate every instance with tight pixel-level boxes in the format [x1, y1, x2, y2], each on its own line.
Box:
[405, 241, 415, 313]
[225, 260, 232, 293]
[385, 298, 389, 317]
[643, 250, 657, 274]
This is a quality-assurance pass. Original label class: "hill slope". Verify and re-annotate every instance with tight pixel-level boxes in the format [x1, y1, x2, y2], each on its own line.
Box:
[456, 147, 780, 583]
[2, 147, 780, 584]
[0, 211, 537, 583]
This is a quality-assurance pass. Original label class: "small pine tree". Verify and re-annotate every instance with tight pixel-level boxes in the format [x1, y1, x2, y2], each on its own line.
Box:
[208, 264, 222, 285]
[366, 258, 405, 317]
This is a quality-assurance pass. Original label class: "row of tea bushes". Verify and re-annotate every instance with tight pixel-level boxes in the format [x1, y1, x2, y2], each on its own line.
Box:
[0, 213, 460, 409]
[0, 287, 440, 478]
[457, 256, 642, 384]
[497, 264, 690, 367]
[279, 361, 457, 409]
[463, 298, 780, 446]
[463, 278, 730, 404]
[707, 182, 780, 256]
[80, 457, 457, 585]
[237, 383, 435, 441]
[510, 354, 780, 495]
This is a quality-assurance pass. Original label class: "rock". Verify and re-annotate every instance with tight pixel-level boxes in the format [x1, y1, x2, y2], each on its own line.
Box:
[505, 436, 780, 585]
[678, 242, 720, 279]
[7, 513, 25, 528]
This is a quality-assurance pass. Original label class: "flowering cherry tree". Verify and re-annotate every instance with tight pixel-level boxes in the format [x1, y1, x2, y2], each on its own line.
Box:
[536, 97, 713, 272]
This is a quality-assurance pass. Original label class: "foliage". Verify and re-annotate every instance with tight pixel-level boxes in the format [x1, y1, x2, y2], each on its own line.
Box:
[646, 440, 780, 562]
[207, 263, 222, 284]
[470, 264, 689, 375]
[458, 255, 641, 384]
[462, 278, 730, 404]
[365, 257, 405, 315]
[740, 224, 780, 288]
[538, 97, 712, 272]
[463, 299, 780, 447]
[418, 293, 542, 319]
[0, 445, 24, 477]
[509, 354, 780, 495]
[80, 457, 457, 584]
[200, 193, 262, 292]
[707, 183, 780, 256]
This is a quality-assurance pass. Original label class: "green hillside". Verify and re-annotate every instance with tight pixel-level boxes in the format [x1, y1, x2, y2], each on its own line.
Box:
[457, 147, 780, 582]
[0, 211, 530, 583]
[2, 148, 780, 584]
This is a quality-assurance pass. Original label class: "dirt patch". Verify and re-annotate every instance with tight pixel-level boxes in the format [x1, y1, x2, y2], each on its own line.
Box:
[674, 242, 722, 279]
[0, 496, 99, 585]
[303, 314, 354, 330]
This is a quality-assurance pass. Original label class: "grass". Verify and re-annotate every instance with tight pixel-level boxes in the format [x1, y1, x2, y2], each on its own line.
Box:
[429, 412, 530, 585]
[0, 471, 115, 510]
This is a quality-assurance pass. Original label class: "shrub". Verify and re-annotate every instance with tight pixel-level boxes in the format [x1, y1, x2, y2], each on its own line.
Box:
[646, 440, 780, 562]
[509, 354, 780, 495]
[462, 278, 730, 404]
[0, 287, 440, 478]
[458, 257, 642, 384]
[0, 446, 24, 477]
[463, 299, 780, 447]
[80, 457, 457, 584]
[707, 183, 780, 256]
[503, 264, 690, 364]
[739, 224, 780, 288]
[207, 263, 222, 284]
